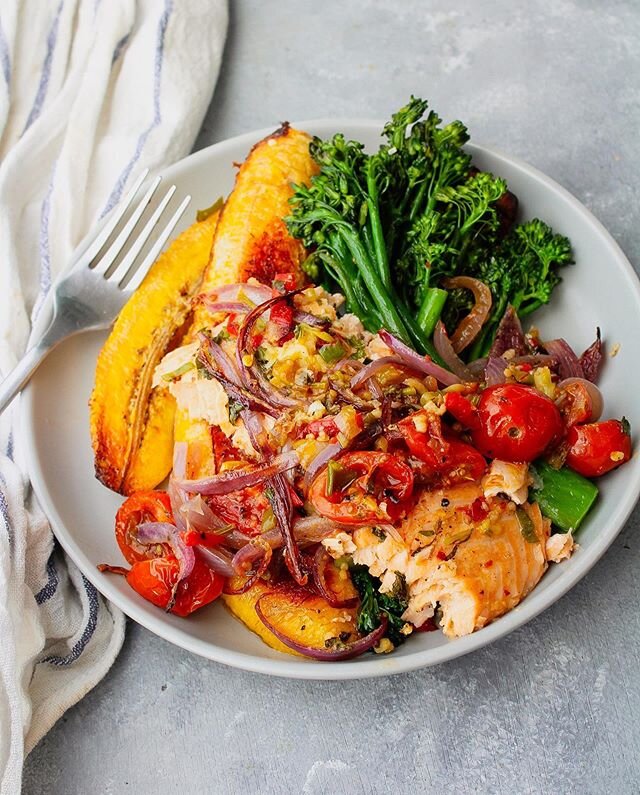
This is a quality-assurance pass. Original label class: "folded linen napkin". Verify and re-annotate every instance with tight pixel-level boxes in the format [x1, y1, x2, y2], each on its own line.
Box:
[0, 1, 227, 791]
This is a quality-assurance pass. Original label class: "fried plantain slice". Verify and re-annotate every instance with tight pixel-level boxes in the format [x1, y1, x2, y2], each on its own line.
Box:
[90, 209, 220, 494]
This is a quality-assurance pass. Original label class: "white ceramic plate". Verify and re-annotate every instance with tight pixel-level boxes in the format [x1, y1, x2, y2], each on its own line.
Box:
[20, 121, 640, 680]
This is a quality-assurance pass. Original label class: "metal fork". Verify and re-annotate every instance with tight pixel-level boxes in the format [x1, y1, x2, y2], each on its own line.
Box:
[0, 170, 191, 415]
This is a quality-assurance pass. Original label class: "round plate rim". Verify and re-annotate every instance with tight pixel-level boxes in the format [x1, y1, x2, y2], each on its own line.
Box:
[19, 118, 640, 680]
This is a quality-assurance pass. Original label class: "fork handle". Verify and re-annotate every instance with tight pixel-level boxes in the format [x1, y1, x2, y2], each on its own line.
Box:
[0, 342, 51, 415]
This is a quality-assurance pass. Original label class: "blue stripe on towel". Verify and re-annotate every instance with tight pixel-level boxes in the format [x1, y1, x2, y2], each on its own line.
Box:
[31, 160, 58, 322]
[35, 552, 59, 605]
[100, 0, 173, 218]
[42, 575, 99, 665]
[6, 429, 13, 461]
[22, 0, 64, 134]
[0, 15, 11, 87]
[0, 474, 12, 544]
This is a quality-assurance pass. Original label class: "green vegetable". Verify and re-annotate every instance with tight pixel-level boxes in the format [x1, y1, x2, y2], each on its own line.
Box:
[287, 96, 572, 360]
[530, 461, 598, 532]
[319, 342, 346, 364]
[350, 564, 408, 647]
[196, 196, 223, 222]
[326, 460, 357, 496]
[516, 507, 538, 544]
[228, 399, 244, 424]
[161, 361, 195, 382]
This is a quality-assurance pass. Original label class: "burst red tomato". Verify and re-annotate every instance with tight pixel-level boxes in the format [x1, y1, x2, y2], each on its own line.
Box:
[209, 486, 270, 535]
[115, 490, 174, 565]
[565, 419, 632, 477]
[447, 384, 564, 462]
[125, 556, 223, 617]
[309, 451, 414, 524]
[398, 410, 486, 484]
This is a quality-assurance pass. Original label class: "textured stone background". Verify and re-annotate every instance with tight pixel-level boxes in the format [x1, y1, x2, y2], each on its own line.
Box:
[24, 1, 640, 793]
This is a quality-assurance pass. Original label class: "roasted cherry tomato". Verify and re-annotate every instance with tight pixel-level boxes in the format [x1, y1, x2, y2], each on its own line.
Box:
[444, 391, 480, 429]
[565, 419, 632, 477]
[398, 410, 486, 484]
[269, 299, 294, 336]
[309, 451, 414, 525]
[115, 490, 174, 565]
[556, 378, 602, 427]
[125, 556, 223, 617]
[470, 384, 563, 462]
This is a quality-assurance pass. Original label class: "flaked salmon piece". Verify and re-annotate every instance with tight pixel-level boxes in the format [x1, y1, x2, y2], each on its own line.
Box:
[337, 482, 551, 639]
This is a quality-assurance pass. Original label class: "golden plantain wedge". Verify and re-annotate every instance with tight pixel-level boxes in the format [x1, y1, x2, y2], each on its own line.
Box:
[190, 122, 319, 332]
[90, 209, 220, 495]
[176, 123, 319, 476]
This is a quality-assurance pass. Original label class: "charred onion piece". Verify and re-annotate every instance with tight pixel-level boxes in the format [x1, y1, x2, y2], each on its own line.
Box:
[379, 330, 460, 386]
[256, 598, 388, 660]
[442, 276, 492, 353]
[433, 321, 476, 382]
[178, 451, 299, 495]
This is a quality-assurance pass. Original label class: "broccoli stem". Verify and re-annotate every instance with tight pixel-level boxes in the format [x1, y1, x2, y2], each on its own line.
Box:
[365, 165, 392, 291]
[530, 461, 598, 532]
[416, 287, 448, 337]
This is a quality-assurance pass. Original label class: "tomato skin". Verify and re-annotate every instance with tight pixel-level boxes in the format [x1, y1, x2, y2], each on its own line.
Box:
[273, 272, 298, 291]
[471, 384, 564, 462]
[444, 392, 479, 429]
[566, 419, 632, 477]
[309, 451, 414, 525]
[300, 416, 340, 439]
[126, 556, 223, 617]
[115, 491, 174, 565]
[398, 411, 486, 484]
[209, 486, 269, 535]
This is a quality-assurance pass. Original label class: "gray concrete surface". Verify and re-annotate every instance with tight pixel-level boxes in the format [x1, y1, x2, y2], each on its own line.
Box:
[23, 1, 640, 793]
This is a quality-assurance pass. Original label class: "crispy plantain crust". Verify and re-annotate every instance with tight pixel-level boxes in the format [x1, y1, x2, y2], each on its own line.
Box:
[90, 209, 220, 494]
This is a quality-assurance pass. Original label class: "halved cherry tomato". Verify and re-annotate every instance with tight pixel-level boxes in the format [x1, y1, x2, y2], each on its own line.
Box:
[300, 416, 340, 439]
[556, 379, 602, 427]
[273, 272, 298, 291]
[469, 384, 563, 462]
[125, 556, 223, 617]
[398, 410, 486, 484]
[270, 299, 294, 338]
[115, 491, 174, 565]
[444, 392, 479, 429]
[309, 451, 414, 524]
[565, 419, 632, 477]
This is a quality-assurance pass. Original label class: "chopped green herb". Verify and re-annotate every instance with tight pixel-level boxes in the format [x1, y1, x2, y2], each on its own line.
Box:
[213, 328, 231, 344]
[161, 361, 195, 382]
[516, 507, 538, 544]
[228, 399, 244, 424]
[326, 461, 358, 496]
[371, 526, 386, 541]
[347, 336, 367, 360]
[196, 196, 223, 222]
[350, 564, 409, 647]
[319, 342, 346, 364]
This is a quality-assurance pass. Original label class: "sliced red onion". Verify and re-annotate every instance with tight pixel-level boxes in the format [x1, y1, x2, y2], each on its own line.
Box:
[137, 522, 195, 584]
[198, 333, 242, 384]
[256, 598, 389, 660]
[368, 376, 383, 400]
[313, 546, 358, 608]
[433, 322, 476, 382]
[379, 329, 460, 386]
[441, 276, 492, 353]
[558, 377, 604, 422]
[212, 283, 273, 304]
[485, 355, 507, 385]
[293, 310, 329, 327]
[302, 442, 343, 491]
[350, 356, 409, 390]
[195, 545, 235, 578]
[203, 300, 250, 315]
[241, 408, 267, 456]
[293, 516, 341, 543]
[579, 328, 604, 383]
[178, 451, 299, 495]
[467, 357, 488, 376]
[544, 338, 584, 379]
[236, 290, 303, 409]
[180, 494, 230, 533]
[168, 443, 189, 532]
[232, 538, 272, 575]
[489, 305, 529, 358]
[272, 473, 307, 586]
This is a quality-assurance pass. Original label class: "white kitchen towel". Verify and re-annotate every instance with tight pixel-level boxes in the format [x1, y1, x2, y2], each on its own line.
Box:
[0, 1, 227, 791]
